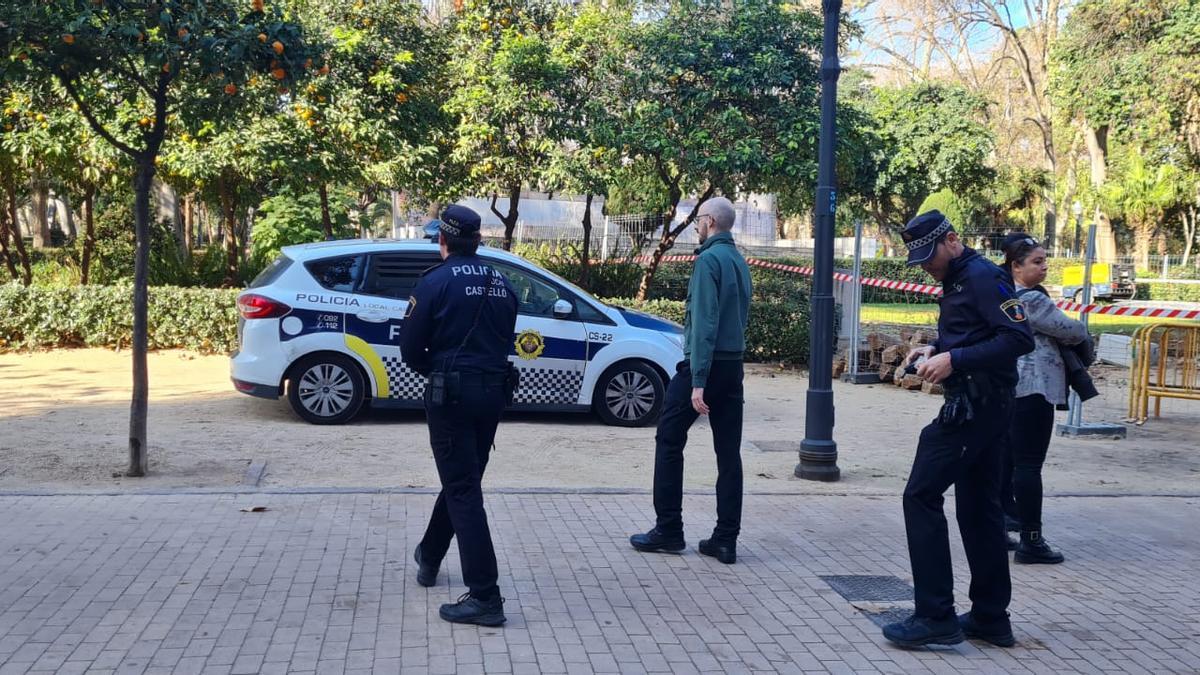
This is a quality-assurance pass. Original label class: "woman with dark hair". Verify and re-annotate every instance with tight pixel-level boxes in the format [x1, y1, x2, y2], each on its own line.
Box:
[999, 233, 1089, 564]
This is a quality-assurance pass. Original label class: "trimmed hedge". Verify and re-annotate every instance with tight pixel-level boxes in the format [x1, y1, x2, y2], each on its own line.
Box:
[0, 283, 825, 364]
[1135, 282, 1200, 303]
[0, 283, 240, 354]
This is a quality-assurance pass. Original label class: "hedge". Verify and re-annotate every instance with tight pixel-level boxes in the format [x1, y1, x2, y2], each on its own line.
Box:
[0, 283, 825, 364]
[1135, 282, 1200, 303]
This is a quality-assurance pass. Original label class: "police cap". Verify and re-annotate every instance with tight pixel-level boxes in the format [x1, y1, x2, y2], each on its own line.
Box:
[902, 210, 956, 266]
[439, 205, 482, 238]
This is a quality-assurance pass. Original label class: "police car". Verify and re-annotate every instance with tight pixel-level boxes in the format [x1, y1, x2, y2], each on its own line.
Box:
[230, 240, 684, 426]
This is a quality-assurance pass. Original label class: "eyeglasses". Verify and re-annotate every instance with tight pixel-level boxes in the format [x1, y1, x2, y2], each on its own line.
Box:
[1021, 237, 1039, 247]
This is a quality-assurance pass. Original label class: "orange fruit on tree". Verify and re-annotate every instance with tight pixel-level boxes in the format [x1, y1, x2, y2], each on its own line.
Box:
[252, 0, 264, 11]
[304, 58, 313, 69]
[272, 40, 284, 55]
[318, 64, 330, 75]
[162, 63, 170, 73]
[394, 92, 408, 103]
[480, 21, 490, 30]
[271, 67, 286, 80]
[258, 33, 267, 43]
[177, 28, 188, 38]
[224, 83, 238, 95]
[63, 34, 75, 45]
[138, 116, 151, 127]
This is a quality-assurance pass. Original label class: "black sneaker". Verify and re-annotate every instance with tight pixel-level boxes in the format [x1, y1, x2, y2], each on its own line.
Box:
[958, 612, 1016, 647]
[629, 527, 685, 554]
[1014, 531, 1065, 565]
[414, 546, 438, 587]
[439, 592, 506, 626]
[882, 614, 965, 649]
[698, 538, 736, 564]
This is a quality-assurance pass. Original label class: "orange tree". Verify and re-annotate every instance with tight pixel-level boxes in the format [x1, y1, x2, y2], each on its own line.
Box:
[0, 0, 317, 476]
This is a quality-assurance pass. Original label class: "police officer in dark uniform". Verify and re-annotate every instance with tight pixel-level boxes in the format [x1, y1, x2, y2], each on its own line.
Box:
[399, 205, 518, 627]
[882, 211, 1034, 649]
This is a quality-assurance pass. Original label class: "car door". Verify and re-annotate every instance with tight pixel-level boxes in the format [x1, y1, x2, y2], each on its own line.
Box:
[353, 250, 442, 402]
[486, 259, 590, 408]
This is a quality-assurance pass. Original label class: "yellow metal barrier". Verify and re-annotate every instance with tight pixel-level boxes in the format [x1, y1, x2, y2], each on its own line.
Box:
[1127, 322, 1200, 424]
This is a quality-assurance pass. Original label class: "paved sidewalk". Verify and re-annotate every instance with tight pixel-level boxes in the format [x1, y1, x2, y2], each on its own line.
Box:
[0, 491, 1197, 674]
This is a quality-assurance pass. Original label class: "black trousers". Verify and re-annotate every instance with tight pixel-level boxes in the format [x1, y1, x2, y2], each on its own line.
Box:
[419, 380, 505, 600]
[903, 390, 1013, 623]
[653, 359, 744, 542]
[1005, 394, 1056, 531]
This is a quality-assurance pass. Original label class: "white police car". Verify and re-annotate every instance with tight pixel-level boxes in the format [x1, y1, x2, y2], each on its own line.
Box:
[230, 240, 684, 426]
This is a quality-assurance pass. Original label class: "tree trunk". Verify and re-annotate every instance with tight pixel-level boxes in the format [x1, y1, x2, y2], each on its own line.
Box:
[579, 193, 594, 290]
[490, 183, 522, 251]
[219, 172, 239, 287]
[4, 176, 32, 286]
[1134, 221, 1154, 271]
[128, 156, 154, 478]
[182, 193, 193, 254]
[635, 185, 716, 302]
[80, 187, 96, 285]
[1182, 205, 1197, 267]
[0, 193, 17, 281]
[61, 192, 77, 239]
[31, 180, 50, 248]
[318, 183, 334, 240]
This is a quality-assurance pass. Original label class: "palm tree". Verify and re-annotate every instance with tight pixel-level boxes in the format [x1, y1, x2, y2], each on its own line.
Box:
[1102, 148, 1180, 270]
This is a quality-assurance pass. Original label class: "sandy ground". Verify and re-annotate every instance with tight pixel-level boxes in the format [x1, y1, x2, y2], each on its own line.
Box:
[1, 348, 1197, 494]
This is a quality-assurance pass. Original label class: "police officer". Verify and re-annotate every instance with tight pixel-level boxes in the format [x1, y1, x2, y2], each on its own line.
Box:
[399, 205, 518, 627]
[882, 211, 1034, 649]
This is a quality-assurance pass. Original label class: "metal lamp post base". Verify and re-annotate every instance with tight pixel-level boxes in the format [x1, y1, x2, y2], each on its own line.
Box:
[1057, 422, 1127, 439]
[796, 440, 841, 481]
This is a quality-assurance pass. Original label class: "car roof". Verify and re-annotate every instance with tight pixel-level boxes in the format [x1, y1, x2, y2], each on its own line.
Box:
[280, 239, 530, 267]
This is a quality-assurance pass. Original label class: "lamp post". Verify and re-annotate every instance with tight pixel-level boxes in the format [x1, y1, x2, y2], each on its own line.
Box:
[797, 0, 842, 482]
[1072, 200, 1083, 257]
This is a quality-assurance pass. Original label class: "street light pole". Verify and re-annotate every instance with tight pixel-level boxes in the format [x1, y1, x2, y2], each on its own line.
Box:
[1072, 200, 1083, 257]
[797, 0, 842, 482]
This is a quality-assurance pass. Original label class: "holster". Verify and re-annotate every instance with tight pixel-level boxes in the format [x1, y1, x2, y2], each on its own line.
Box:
[938, 372, 996, 426]
[426, 371, 461, 406]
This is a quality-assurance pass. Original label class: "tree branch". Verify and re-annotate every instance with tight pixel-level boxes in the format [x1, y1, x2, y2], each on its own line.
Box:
[57, 73, 139, 158]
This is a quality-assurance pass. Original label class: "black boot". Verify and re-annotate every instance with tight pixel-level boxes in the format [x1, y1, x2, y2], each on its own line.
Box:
[629, 527, 685, 554]
[413, 545, 438, 587]
[698, 538, 736, 564]
[1014, 530, 1064, 565]
[958, 612, 1015, 647]
[882, 614, 964, 648]
[439, 592, 506, 626]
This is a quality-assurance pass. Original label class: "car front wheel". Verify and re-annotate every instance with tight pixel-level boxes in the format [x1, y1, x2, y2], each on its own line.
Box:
[594, 361, 665, 427]
[287, 354, 366, 424]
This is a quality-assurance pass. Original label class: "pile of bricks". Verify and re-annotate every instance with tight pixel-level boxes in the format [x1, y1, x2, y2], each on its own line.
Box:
[833, 328, 945, 395]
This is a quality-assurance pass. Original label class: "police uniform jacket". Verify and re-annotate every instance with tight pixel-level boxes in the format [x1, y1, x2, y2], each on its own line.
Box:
[399, 254, 518, 377]
[934, 248, 1035, 388]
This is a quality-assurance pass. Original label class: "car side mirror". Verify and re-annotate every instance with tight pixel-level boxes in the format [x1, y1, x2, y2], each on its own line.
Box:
[553, 299, 573, 319]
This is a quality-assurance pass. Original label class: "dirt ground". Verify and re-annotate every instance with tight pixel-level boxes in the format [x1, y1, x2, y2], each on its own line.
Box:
[1, 348, 1197, 495]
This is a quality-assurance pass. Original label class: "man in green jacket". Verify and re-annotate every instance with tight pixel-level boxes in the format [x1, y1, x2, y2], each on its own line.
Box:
[630, 196, 752, 564]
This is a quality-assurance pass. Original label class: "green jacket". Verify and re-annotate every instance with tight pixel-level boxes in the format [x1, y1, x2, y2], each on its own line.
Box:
[683, 231, 752, 387]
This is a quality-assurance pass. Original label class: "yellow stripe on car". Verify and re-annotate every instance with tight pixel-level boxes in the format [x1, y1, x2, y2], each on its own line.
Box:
[344, 334, 389, 398]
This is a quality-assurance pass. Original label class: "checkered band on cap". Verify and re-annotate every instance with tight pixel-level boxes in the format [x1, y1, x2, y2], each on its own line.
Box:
[439, 220, 463, 236]
[904, 218, 953, 251]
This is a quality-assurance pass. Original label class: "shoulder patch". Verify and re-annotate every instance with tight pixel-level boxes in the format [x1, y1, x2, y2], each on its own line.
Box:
[1000, 298, 1027, 322]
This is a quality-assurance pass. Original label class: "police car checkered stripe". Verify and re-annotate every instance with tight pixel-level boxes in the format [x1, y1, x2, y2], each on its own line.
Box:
[513, 366, 583, 405]
[380, 355, 427, 400]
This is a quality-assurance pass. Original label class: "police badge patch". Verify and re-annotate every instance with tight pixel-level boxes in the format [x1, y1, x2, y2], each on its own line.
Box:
[514, 329, 545, 360]
[1000, 298, 1027, 322]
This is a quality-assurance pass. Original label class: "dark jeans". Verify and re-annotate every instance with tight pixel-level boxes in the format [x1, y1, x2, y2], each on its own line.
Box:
[419, 380, 505, 600]
[653, 359, 744, 542]
[903, 390, 1013, 623]
[1005, 394, 1056, 531]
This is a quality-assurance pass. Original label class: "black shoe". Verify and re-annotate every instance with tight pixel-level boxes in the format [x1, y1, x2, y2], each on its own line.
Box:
[958, 612, 1015, 647]
[414, 546, 438, 587]
[1006, 532, 1019, 551]
[882, 614, 965, 649]
[698, 538, 736, 564]
[629, 527, 685, 554]
[1004, 515, 1020, 533]
[1014, 531, 1064, 565]
[439, 592, 506, 626]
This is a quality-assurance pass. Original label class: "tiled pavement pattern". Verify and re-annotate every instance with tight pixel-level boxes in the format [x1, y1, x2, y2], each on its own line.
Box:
[0, 492, 1197, 674]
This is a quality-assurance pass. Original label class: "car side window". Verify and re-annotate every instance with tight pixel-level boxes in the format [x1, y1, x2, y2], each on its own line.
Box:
[488, 261, 567, 319]
[304, 255, 363, 293]
[362, 252, 442, 299]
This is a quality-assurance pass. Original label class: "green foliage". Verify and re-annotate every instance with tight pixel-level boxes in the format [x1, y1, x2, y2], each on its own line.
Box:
[0, 282, 238, 353]
[918, 189, 972, 232]
[510, 242, 643, 298]
[249, 191, 353, 269]
[1135, 281, 1200, 302]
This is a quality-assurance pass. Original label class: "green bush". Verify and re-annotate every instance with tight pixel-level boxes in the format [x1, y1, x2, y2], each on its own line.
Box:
[0, 283, 824, 363]
[0, 283, 239, 353]
[1135, 282, 1200, 302]
[250, 192, 354, 271]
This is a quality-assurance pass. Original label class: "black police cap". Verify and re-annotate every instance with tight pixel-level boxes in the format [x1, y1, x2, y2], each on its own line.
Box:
[439, 205, 482, 238]
[902, 210, 956, 266]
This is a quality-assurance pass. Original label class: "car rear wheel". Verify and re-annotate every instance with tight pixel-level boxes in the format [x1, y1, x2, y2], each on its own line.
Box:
[594, 361, 664, 427]
[287, 354, 366, 424]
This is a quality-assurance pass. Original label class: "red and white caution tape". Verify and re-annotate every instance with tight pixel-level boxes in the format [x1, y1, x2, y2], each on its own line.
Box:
[629, 253, 1200, 320]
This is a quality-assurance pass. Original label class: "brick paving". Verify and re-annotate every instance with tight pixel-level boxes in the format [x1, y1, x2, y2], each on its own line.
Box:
[0, 491, 1197, 674]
